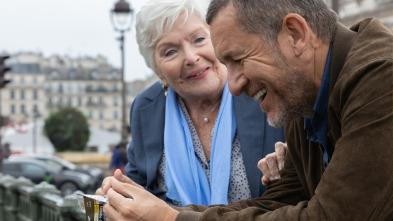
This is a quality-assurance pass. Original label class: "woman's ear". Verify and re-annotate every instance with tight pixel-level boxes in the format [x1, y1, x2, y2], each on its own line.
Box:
[280, 13, 310, 57]
[156, 71, 168, 87]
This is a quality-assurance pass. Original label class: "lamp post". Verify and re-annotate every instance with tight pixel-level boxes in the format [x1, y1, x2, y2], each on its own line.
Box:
[110, 0, 134, 144]
[32, 110, 40, 154]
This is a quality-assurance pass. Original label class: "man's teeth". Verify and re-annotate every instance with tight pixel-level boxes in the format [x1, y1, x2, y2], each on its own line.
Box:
[253, 89, 267, 101]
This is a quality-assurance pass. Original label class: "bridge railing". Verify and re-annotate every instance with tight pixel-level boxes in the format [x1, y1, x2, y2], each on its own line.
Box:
[0, 173, 86, 221]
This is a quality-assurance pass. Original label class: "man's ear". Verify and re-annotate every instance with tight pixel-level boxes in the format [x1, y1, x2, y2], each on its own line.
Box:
[281, 13, 309, 57]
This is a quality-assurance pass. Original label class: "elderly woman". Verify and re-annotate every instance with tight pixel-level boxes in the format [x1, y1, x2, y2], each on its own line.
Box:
[123, 0, 284, 207]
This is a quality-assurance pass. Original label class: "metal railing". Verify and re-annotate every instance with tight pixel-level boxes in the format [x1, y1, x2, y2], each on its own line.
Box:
[0, 174, 86, 221]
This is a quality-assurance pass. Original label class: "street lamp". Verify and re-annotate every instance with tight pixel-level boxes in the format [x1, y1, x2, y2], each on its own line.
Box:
[32, 110, 41, 154]
[110, 0, 134, 144]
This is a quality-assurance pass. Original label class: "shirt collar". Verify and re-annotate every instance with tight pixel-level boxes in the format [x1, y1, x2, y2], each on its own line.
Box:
[313, 45, 332, 117]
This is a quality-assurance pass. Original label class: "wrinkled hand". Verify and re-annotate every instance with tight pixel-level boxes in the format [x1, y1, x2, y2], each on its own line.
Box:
[96, 169, 179, 221]
[258, 142, 288, 186]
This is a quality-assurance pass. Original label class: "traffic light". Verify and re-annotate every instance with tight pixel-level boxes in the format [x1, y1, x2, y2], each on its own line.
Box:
[0, 55, 11, 89]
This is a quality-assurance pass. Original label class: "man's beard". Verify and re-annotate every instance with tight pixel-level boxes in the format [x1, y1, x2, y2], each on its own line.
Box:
[267, 50, 315, 128]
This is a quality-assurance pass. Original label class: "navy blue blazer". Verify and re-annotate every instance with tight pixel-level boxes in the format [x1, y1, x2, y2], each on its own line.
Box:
[125, 81, 285, 203]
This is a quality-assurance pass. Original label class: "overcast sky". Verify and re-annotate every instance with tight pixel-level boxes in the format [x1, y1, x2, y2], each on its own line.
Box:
[0, 0, 152, 82]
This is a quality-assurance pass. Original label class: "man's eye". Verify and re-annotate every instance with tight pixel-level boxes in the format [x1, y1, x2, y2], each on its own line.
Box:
[234, 59, 242, 64]
[164, 50, 176, 57]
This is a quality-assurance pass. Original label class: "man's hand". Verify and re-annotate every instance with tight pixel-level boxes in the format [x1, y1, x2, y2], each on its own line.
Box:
[96, 169, 179, 221]
[258, 142, 288, 186]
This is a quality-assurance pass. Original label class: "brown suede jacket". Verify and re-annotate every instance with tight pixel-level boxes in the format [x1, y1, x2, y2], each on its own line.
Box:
[175, 19, 393, 221]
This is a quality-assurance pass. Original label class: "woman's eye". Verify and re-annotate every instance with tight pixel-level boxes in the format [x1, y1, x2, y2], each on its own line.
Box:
[164, 50, 176, 57]
[195, 37, 205, 43]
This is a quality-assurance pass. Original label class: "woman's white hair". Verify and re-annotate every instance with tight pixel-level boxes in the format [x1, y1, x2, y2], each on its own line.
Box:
[136, 0, 210, 73]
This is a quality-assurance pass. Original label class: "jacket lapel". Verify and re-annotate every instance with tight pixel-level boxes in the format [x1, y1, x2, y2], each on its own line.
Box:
[234, 94, 266, 198]
[139, 82, 166, 186]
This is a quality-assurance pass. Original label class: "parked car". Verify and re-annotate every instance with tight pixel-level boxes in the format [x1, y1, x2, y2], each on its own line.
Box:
[3, 158, 97, 196]
[8, 154, 104, 189]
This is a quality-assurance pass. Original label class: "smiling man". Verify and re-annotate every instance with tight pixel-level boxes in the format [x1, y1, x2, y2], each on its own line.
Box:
[196, 0, 392, 220]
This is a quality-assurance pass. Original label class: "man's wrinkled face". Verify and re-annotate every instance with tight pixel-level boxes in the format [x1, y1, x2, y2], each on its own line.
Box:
[210, 5, 314, 127]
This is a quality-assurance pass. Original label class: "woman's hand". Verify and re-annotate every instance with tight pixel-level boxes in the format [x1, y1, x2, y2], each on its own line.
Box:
[258, 142, 288, 186]
[96, 169, 179, 221]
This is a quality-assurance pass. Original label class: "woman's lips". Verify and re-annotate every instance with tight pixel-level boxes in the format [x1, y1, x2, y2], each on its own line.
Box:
[188, 67, 209, 79]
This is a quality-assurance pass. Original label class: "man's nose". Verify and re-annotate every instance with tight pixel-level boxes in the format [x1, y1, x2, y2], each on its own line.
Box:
[227, 66, 247, 96]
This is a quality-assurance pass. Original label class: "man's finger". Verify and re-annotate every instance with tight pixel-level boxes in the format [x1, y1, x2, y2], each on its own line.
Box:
[113, 169, 144, 189]
[103, 197, 122, 221]
[106, 187, 134, 213]
[262, 176, 270, 186]
[96, 187, 105, 195]
[275, 142, 287, 170]
[266, 154, 280, 180]
[258, 158, 272, 181]
[101, 176, 117, 194]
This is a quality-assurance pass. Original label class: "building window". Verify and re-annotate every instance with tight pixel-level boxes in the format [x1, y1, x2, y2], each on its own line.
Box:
[33, 90, 38, 100]
[68, 97, 72, 106]
[58, 97, 63, 107]
[99, 96, 103, 105]
[33, 77, 38, 85]
[99, 111, 103, 120]
[21, 90, 25, 100]
[20, 77, 25, 85]
[70, 71, 77, 80]
[113, 111, 118, 119]
[51, 71, 58, 80]
[11, 105, 15, 114]
[90, 71, 98, 79]
[78, 97, 82, 106]
[10, 90, 14, 99]
[33, 105, 38, 113]
[21, 104, 25, 113]
[113, 97, 118, 106]
[89, 110, 93, 119]
[112, 84, 118, 92]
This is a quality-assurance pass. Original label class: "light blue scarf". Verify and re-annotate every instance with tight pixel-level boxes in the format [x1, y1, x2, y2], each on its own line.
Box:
[164, 83, 236, 206]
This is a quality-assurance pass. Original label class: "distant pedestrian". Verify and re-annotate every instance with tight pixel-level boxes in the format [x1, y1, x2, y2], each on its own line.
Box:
[109, 144, 127, 175]
[0, 143, 10, 159]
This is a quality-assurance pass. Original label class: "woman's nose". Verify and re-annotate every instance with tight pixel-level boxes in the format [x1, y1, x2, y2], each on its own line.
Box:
[183, 46, 200, 66]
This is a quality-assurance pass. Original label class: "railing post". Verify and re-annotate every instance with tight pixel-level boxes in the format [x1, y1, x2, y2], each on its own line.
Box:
[58, 190, 86, 221]
[28, 181, 61, 221]
[0, 174, 16, 220]
[3, 177, 33, 221]
[17, 184, 34, 221]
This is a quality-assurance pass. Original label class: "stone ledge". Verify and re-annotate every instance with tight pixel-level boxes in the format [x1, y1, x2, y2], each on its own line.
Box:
[55, 152, 111, 164]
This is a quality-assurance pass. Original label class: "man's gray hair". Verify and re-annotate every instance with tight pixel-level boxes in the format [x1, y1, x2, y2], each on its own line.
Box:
[136, 0, 210, 73]
[206, 0, 338, 47]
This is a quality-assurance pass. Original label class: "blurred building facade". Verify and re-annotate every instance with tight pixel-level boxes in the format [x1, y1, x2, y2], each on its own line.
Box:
[328, 0, 393, 29]
[1, 0, 390, 133]
[0, 52, 157, 133]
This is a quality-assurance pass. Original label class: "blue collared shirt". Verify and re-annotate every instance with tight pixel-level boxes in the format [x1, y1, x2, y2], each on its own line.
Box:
[304, 46, 333, 169]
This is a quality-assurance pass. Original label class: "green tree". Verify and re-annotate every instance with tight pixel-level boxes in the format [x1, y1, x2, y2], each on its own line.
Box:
[44, 107, 90, 152]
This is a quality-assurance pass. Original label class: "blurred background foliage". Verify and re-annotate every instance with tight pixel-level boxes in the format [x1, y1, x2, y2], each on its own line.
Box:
[44, 107, 90, 152]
